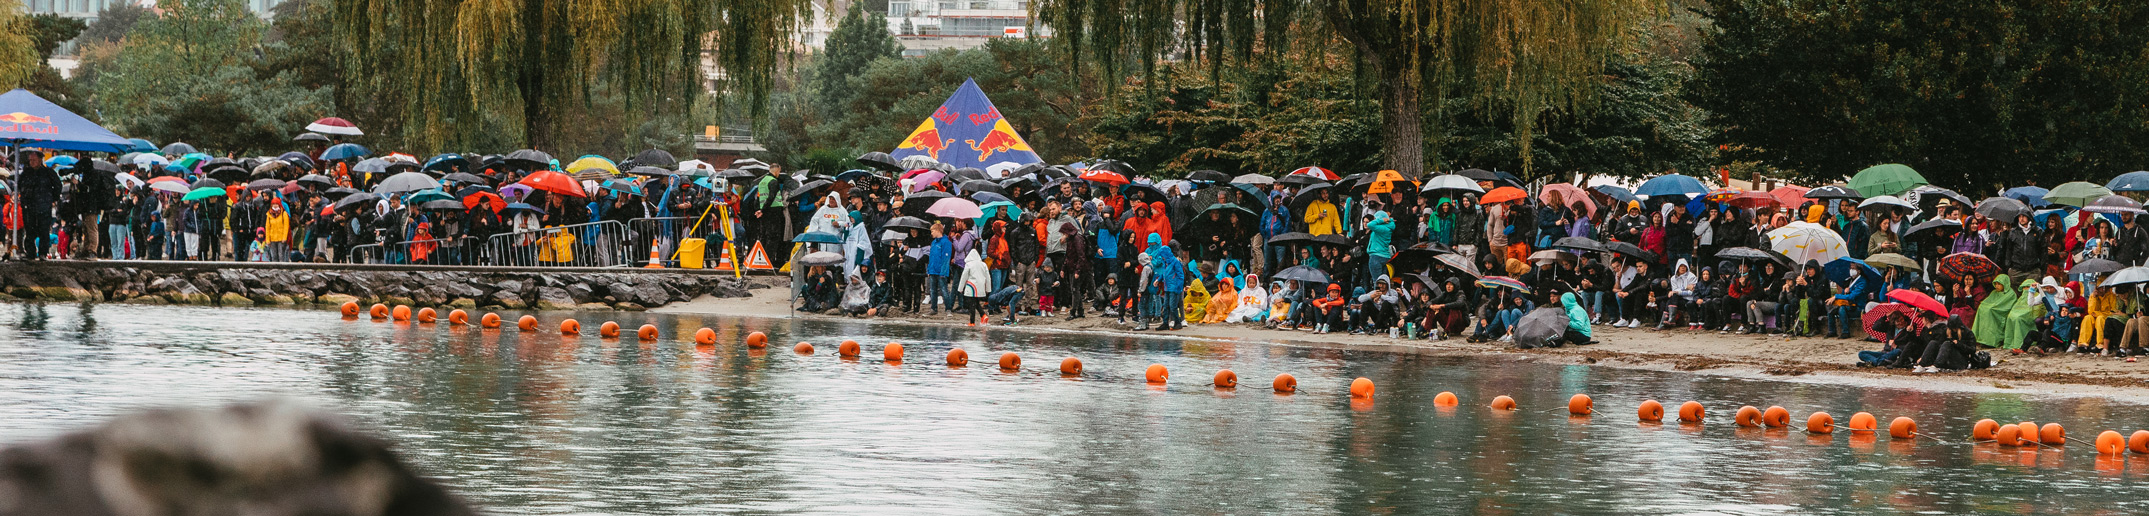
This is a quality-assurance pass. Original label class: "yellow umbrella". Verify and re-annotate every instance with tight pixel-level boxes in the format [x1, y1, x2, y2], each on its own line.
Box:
[566, 155, 619, 180]
[1366, 169, 1414, 194]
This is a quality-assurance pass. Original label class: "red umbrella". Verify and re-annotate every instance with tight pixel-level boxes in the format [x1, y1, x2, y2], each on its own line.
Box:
[1079, 169, 1129, 186]
[1936, 252, 2000, 285]
[1291, 166, 1338, 180]
[305, 116, 364, 136]
[1725, 191, 1779, 209]
[1769, 185, 1810, 209]
[1862, 302, 1927, 340]
[462, 191, 506, 213]
[1886, 289, 1946, 315]
[517, 170, 587, 197]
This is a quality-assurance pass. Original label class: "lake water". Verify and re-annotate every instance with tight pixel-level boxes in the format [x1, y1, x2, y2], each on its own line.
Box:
[2, 302, 2147, 514]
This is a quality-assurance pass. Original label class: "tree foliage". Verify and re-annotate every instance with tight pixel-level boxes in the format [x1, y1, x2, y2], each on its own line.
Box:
[0, 0, 47, 91]
[89, 0, 331, 154]
[1692, 0, 2149, 190]
[811, 2, 900, 118]
[80, 1, 152, 45]
[25, 14, 86, 59]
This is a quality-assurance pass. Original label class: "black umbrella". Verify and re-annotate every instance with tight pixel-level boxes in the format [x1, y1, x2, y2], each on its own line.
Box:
[1186, 170, 1230, 183]
[293, 132, 329, 143]
[2071, 258, 2125, 276]
[1180, 203, 1258, 242]
[857, 151, 903, 172]
[1289, 184, 1333, 214]
[205, 165, 249, 183]
[278, 152, 316, 171]
[998, 176, 1040, 194]
[949, 167, 988, 183]
[1975, 197, 2031, 222]
[1266, 232, 1313, 246]
[1455, 168, 1498, 181]
[885, 216, 931, 231]
[1804, 185, 1862, 200]
[1121, 183, 1167, 204]
[1552, 236, 1605, 253]
[420, 199, 466, 211]
[969, 191, 1012, 205]
[160, 142, 197, 155]
[247, 178, 286, 191]
[1272, 265, 1330, 284]
[631, 148, 677, 170]
[715, 168, 755, 179]
[1903, 219, 1962, 241]
[90, 160, 120, 175]
[1011, 163, 1049, 178]
[504, 149, 553, 169]
[1606, 241, 1656, 263]
[959, 179, 1005, 196]
[189, 178, 225, 189]
[902, 190, 953, 216]
[1310, 234, 1353, 247]
[1089, 159, 1136, 177]
[322, 187, 362, 200]
[1387, 242, 1455, 273]
[333, 192, 378, 210]
[442, 172, 489, 185]
[1278, 174, 1328, 187]
[788, 179, 834, 200]
[1715, 246, 1792, 266]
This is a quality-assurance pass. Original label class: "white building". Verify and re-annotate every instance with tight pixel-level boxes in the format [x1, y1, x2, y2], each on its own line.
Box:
[796, 0, 1041, 57]
[24, 0, 284, 19]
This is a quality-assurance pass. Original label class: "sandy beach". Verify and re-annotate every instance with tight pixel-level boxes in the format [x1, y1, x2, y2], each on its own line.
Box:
[657, 286, 2149, 403]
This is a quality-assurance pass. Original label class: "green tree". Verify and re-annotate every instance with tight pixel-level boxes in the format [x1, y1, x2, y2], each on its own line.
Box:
[0, 0, 46, 91]
[811, 1, 900, 118]
[92, 0, 330, 154]
[264, 0, 337, 90]
[80, 1, 152, 45]
[25, 14, 86, 59]
[1691, 0, 2149, 189]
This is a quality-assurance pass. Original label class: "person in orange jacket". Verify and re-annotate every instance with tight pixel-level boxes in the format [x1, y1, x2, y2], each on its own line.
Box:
[1310, 283, 1347, 334]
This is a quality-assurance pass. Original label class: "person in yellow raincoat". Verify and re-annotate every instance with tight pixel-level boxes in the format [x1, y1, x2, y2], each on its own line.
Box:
[1202, 278, 1238, 324]
[1182, 275, 1211, 324]
[537, 227, 577, 263]
[1303, 189, 1341, 236]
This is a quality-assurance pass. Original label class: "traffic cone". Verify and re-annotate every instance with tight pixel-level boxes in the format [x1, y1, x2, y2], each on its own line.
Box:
[643, 242, 664, 269]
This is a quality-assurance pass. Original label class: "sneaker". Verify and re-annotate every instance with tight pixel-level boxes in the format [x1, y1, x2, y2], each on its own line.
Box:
[1654, 323, 1667, 330]
[2068, 345, 2080, 353]
[1498, 334, 1513, 343]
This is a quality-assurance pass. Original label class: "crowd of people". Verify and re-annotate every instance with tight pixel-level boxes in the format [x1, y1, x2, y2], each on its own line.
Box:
[7, 140, 2149, 373]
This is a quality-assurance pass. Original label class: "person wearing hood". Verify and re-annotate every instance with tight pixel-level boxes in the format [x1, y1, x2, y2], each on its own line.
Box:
[1426, 199, 1457, 247]
[2076, 277, 2120, 353]
[16, 149, 60, 259]
[959, 249, 992, 325]
[1425, 277, 1472, 339]
[1659, 259, 1697, 330]
[2025, 276, 2075, 352]
[1228, 274, 1268, 323]
[1351, 276, 1402, 336]
[1469, 287, 1533, 343]
[1826, 261, 1871, 339]
[1366, 210, 1396, 280]
[1910, 314, 1980, 372]
[1742, 262, 1786, 334]
[2004, 276, 2042, 353]
[1559, 292, 1596, 346]
[1310, 283, 1348, 334]
[1260, 197, 1293, 272]
[840, 271, 874, 316]
[1612, 259, 1653, 328]
[925, 222, 955, 315]
[1972, 274, 2019, 349]
[1202, 270, 1240, 324]
[1182, 268, 1212, 324]
[1156, 240, 1188, 330]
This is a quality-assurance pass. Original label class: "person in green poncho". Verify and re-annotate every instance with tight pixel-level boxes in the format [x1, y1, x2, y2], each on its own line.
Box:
[1973, 274, 2017, 348]
[2003, 277, 2042, 352]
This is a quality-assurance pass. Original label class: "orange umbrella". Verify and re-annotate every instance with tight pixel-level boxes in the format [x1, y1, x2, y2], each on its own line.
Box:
[1481, 186, 1527, 204]
[1365, 169, 1414, 194]
[517, 170, 588, 198]
[462, 191, 506, 213]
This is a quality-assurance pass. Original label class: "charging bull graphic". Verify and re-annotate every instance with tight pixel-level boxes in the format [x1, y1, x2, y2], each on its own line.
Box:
[887, 78, 1042, 169]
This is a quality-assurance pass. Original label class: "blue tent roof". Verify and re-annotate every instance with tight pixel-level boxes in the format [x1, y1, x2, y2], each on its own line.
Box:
[888, 78, 1043, 170]
[0, 89, 132, 152]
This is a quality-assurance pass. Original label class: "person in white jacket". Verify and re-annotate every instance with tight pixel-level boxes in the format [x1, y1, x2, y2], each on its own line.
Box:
[1661, 258, 1698, 330]
[959, 249, 991, 325]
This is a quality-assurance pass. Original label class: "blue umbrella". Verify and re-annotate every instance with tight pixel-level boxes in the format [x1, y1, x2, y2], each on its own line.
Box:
[976, 200, 1021, 226]
[43, 155, 77, 171]
[125, 138, 156, 153]
[2109, 171, 2149, 193]
[1593, 185, 1637, 203]
[2003, 186, 2051, 207]
[793, 231, 844, 244]
[602, 178, 641, 195]
[1634, 174, 1706, 199]
[320, 143, 370, 160]
[1823, 257, 1881, 286]
[0, 89, 134, 152]
[423, 153, 468, 172]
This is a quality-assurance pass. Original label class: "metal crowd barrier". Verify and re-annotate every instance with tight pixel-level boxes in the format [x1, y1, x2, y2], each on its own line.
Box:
[483, 220, 630, 267]
[625, 216, 698, 268]
[347, 236, 479, 265]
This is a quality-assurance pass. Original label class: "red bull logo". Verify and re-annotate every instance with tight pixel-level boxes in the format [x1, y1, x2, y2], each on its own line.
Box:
[0, 112, 51, 125]
[966, 119, 1033, 162]
[0, 111, 57, 135]
[899, 119, 951, 160]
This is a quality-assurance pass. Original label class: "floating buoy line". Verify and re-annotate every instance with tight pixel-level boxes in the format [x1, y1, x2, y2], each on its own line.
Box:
[339, 303, 2149, 456]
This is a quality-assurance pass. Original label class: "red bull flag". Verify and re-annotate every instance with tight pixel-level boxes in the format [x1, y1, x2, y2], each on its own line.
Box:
[889, 78, 1043, 170]
[0, 89, 133, 152]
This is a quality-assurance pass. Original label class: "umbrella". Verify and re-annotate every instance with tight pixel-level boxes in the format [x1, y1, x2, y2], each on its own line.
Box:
[1552, 236, 1605, 253]
[787, 179, 835, 201]
[1703, 188, 1743, 203]
[305, 116, 363, 136]
[2083, 194, 2146, 215]
[905, 189, 953, 204]
[1186, 169, 1230, 183]
[969, 191, 1011, 205]
[714, 168, 755, 180]
[1288, 165, 1337, 180]
[1715, 246, 1790, 266]
[294, 173, 334, 187]
[319, 143, 369, 160]
[160, 142, 197, 155]
[182, 186, 226, 201]
[1272, 265, 1330, 284]
[148, 181, 189, 194]
[1309, 234, 1353, 248]
[1121, 183, 1169, 204]
[1511, 307, 1570, 349]
[1365, 169, 1414, 194]
[404, 189, 454, 204]
[419, 199, 466, 211]
[1887, 289, 1947, 315]
[1606, 241, 1656, 263]
[926, 197, 983, 219]
[293, 132, 328, 143]
[1079, 168, 1129, 186]
[1435, 253, 1483, 279]
[441, 172, 488, 185]
[2109, 172, 2149, 193]
[629, 148, 677, 170]
[1824, 257, 1881, 286]
[333, 192, 379, 210]
[124, 138, 155, 152]
[1232, 173, 1274, 185]
[2047, 181, 2114, 207]
[113, 172, 144, 189]
[1848, 164, 1927, 198]
[132, 153, 169, 168]
[505, 149, 554, 169]
[189, 178, 225, 189]
[1277, 174, 1329, 188]
[1803, 185, 1862, 200]
[1864, 253, 1920, 270]
[1420, 174, 1485, 197]
[1904, 185, 1972, 214]
[1767, 186, 1810, 209]
[833, 169, 876, 183]
[1386, 242, 1453, 272]
[977, 200, 1021, 223]
[601, 179, 642, 196]
[461, 191, 506, 212]
[1453, 168, 1498, 181]
[1722, 191, 1779, 209]
[907, 170, 947, 189]
[885, 216, 931, 231]
[322, 187, 362, 200]
[2103, 267, 2149, 288]
[247, 178, 286, 191]
[793, 231, 845, 244]
[422, 153, 469, 173]
[959, 179, 1005, 196]
[1288, 184, 1334, 214]
[1476, 276, 1531, 293]
[1480, 186, 1527, 204]
[1936, 253, 2001, 285]
[2002, 186, 2051, 208]
[1635, 174, 1707, 198]
[1863, 303, 1929, 340]
[371, 171, 443, 194]
[857, 151, 902, 172]
[518, 170, 587, 197]
[622, 166, 674, 179]
[501, 202, 545, 215]
[1266, 232, 1314, 247]
[2070, 258, 2125, 276]
[1902, 219, 1961, 241]
[1975, 197, 2031, 223]
[1538, 183, 1594, 216]
[566, 155, 619, 180]
[278, 152, 316, 169]
[1857, 195, 1914, 211]
[1528, 249, 1575, 264]
[795, 251, 845, 267]
[250, 158, 288, 178]
[1768, 221, 1849, 264]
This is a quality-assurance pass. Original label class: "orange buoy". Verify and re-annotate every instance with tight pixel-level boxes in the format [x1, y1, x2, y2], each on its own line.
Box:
[1848, 412, 1877, 432]
[998, 352, 1021, 371]
[369, 304, 390, 319]
[1490, 395, 1517, 410]
[883, 342, 905, 362]
[2039, 423, 2066, 445]
[340, 301, 361, 317]
[1145, 364, 1169, 384]
[1735, 406, 1762, 427]
[558, 318, 580, 334]
[1889, 417, 1917, 439]
[1678, 401, 1705, 423]
[447, 309, 469, 325]
[416, 307, 437, 323]
[1565, 394, 1592, 415]
[598, 321, 620, 338]
[694, 328, 716, 345]
[1806, 412, 1835, 434]
[1637, 400, 1664, 422]
[516, 315, 538, 331]
[2017, 422, 2040, 441]
[1213, 369, 1237, 388]
[2129, 430, 2149, 454]
[1350, 378, 1376, 399]
[2096, 430, 2125, 455]
[1762, 406, 1790, 428]
[637, 325, 659, 341]
[1973, 419, 2000, 441]
[480, 313, 501, 328]
[1995, 423, 2023, 446]
[1434, 391, 1459, 406]
[794, 342, 815, 354]
[838, 340, 861, 357]
[1059, 357, 1083, 376]
[746, 332, 768, 348]
[946, 348, 969, 367]
[1272, 373, 1297, 393]
[392, 305, 411, 321]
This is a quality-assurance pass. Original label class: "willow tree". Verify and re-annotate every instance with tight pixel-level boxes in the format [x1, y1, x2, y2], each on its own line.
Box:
[0, 0, 46, 90]
[334, 0, 808, 153]
[1038, 0, 1650, 177]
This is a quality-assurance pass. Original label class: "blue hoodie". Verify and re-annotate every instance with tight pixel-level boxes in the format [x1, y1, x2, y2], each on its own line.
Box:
[1560, 292, 1590, 338]
[1148, 233, 1185, 292]
[927, 236, 953, 276]
[1097, 226, 1119, 259]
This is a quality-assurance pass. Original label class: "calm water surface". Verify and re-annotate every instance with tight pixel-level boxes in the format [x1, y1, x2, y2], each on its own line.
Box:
[3, 302, 2148, 514]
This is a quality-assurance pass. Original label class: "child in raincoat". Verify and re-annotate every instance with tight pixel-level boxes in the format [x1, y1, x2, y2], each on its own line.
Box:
[959, 249, 991, 325]
[1560, 292, 1596, 346]
[1227, 275, 1269, 323]
[1202, 277, 1237, 324]
[1182, 275, 1211, 324]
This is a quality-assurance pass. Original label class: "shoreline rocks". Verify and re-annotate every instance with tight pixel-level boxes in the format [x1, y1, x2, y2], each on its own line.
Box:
[0, 262, 773, 311]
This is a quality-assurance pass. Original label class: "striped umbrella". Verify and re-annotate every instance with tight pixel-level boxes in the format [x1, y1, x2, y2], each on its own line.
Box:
[1476, 276, 1531, 294]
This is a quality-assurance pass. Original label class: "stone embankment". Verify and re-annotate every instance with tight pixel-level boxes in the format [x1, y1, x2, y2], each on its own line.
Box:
[0, 261, 776, 311]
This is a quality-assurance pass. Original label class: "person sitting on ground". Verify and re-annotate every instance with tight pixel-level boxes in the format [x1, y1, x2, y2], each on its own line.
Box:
[1795, 260, 1829, 337]
[1660, 259, 1697, 330]
[1858, 311, 1918, 367]
[1742, 262, 1784, 334]
[1182, 267, 1212, 324]
[840, 272, 873, 316]
[1264, 281, 1295, 328]
[1688, 266, 1722, 331]
[1469, 289, 1532, 343]
[1559, 292, 1597, 346]
[1613, 260, 1653, 328]
[1352, 276, 1401, 336]
[1226, 274, 1268, 323]
[1311, 283, 1348, 334]
[1426, 278, 1472, 340]
[1912, 315, 1981, 372]
[800, 265, 841, 312]
[1202, 273, 1239, 324]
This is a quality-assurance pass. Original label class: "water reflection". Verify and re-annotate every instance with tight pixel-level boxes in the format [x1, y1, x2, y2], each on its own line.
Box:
[0, 302, 2146, 514]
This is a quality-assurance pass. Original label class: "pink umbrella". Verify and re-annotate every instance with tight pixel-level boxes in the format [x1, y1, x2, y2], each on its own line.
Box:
[908, 171, 946, 192]
[1769, 185, 1810, 209]
[305, 117, 363, 136]
[926, 197, 983, 219]
[1538, 183, 1594, 217]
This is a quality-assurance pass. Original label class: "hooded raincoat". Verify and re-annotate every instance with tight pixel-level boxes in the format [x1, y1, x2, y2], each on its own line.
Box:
[1972, 274, 2017, 347]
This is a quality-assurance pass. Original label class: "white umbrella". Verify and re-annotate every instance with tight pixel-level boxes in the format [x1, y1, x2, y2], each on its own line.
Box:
[676, 159, 712, 173]
[1420, 174, 1485, 194]
[1768, 221, 1849, 264]
[1232, 173, 1274, 185]
[984, 161, 1022, 178]
[898, 155, 939, 170]
[132, 154, 168, 168]
[2104, 267, 2149, 288]
[148, 181, 189, 194]
[1858, 195, 1914, 210]
[113, 173, 145, 189]
[371, 171, 443, 194]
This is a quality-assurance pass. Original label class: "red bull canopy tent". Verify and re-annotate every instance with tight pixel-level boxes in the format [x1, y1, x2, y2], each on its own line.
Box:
[889, 78, 1043, 170]
[0, 89, 133, 153]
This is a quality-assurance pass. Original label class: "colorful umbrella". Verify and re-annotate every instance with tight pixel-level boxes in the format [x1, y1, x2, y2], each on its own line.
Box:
[1476, 276, 1531, 294]
[1803, 185, 1862, 200]
[1863, 302, 1929, 340]
[1767, 221, 1848, 264]
[1291, 166, 1338, 180]
[1886, 289, 1947, 315]
[1365, 169, 1413, 194]
[1936, 252, 2000, 285]
[305, 116, 363, 136]
[182, 186, 226, 201]
[1848, 164, 1927, 198]
[461, 191, 506, 213]
[1539, 183, 1594, 216]
[1078, 168, 1129, 186]
[517, 170, 587, 197]
[1703, 188, 1743, 203]
[566, 155, 619, 179]
[1724, 191, 1779, 209]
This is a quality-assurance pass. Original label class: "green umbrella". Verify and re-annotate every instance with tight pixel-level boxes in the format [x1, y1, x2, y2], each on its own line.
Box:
[404, 188, 454, 205]
[1847, 164, 1928, 198]
[182, 186, 226, 201]
[2046, 181, 2115, 207]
